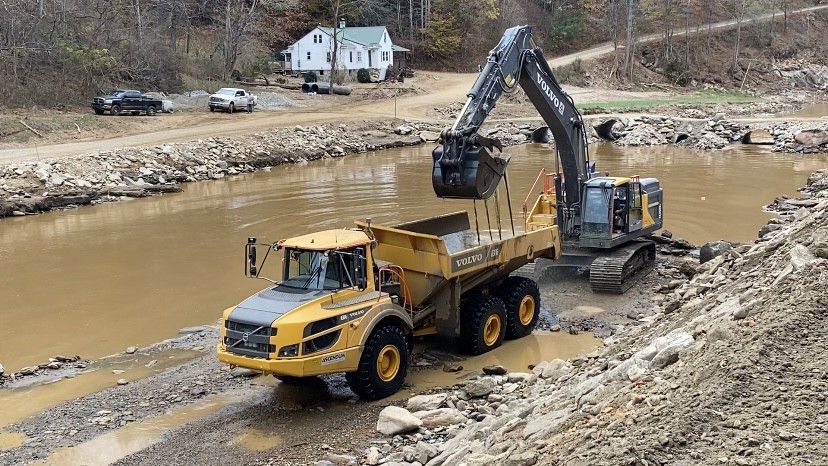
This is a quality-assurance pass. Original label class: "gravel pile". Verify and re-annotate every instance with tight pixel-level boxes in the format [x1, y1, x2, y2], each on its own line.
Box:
[347, 169, 828, 466]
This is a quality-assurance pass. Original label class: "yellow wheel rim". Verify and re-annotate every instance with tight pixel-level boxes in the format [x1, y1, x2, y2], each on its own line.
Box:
[376, 345, 401, 382]
[519, 295, 536, 326]
[483, 314, 501, 347]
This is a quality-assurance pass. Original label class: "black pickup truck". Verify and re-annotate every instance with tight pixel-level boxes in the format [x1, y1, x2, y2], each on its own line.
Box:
[91, 90, 162, 116]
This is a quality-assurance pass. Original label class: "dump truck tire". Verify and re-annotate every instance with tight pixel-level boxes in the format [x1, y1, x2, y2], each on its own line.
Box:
[459, 293, 506, 355]
[346, 324, 409, 400]
[498, 277, 541, 339]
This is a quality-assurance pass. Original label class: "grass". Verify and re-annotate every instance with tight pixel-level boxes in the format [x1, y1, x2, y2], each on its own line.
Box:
[577, 90, 760, 111]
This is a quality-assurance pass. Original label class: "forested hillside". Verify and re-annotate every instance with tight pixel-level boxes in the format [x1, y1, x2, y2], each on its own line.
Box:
[0, 0, 823, 108]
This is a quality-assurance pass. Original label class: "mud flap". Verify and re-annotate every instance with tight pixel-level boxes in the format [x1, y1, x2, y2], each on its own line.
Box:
[432, 141, 509, 200]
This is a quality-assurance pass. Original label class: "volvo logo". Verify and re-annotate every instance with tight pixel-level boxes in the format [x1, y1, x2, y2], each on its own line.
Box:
[536, 73, 566, 116]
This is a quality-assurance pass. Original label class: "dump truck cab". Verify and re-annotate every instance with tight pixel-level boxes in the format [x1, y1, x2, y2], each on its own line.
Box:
[218, 229, 414, 394]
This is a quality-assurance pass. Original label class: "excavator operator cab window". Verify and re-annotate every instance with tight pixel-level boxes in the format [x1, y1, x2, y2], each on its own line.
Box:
[612, 187, 628, 234]
[581, 186, 612, 238]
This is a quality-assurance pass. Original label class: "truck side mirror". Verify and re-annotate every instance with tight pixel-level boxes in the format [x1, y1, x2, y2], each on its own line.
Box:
[354, 247, 368, 290]
[246, 237, 257, 277]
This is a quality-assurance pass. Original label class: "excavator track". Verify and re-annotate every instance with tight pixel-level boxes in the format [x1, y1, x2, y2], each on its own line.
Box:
[589, 241, 656, 294]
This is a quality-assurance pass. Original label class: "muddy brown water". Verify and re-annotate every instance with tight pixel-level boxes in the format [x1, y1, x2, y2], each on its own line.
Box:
[1, 143, 826, 372]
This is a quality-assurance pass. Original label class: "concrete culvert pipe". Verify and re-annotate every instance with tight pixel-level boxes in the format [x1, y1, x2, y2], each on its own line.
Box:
[301, 82, 352, 96]
[741, 130, 774, 145]
[673, 133, 690, 143]
[594, 119, 620, 141]
[531, 126, 550, 143]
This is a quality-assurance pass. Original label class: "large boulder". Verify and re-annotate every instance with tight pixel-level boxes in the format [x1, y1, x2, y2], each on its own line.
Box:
[376, 406, 422, 435]
[700, 240, 733, 264]
[463, 377, 497, 398]
[413, 408, 468, 428]
[794, 129, 828, 148]
[406, 393, 447, 412]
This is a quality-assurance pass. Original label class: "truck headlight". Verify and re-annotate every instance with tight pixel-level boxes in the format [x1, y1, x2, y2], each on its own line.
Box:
[104, 99, 113, 104]
[278, 344, 299, 358]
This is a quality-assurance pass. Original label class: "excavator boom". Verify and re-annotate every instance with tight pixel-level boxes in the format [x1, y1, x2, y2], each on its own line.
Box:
[432, 25, 592, 238]
[432, 26, 664, 294]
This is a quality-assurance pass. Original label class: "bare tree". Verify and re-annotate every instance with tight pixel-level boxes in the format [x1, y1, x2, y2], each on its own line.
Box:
[624, 0, 636, 79]
[223, 0, 259, 79]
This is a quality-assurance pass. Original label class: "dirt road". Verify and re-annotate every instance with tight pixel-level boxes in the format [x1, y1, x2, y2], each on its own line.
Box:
[2, 5, 823, 164]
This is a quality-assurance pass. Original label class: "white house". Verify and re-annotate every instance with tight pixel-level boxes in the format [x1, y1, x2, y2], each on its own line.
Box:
[283, 23, 409, 81]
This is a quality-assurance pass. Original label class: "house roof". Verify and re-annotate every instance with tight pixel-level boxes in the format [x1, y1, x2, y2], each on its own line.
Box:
[319, 26, 389, 47]
[391, 44, 410, 52]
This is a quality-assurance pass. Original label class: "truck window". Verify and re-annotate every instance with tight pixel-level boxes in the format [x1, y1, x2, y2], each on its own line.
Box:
[236, 90, 244, 96]
[124, 91, 141, 98]
[280, 248, 365, 291]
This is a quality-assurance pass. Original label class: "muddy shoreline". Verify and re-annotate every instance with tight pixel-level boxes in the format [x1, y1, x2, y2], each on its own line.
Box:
[0, 120, 426, 219]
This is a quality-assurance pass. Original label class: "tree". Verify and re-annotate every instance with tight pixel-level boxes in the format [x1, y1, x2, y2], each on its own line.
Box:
[624, 0, 637, 79]
[222, 0, 260, 79]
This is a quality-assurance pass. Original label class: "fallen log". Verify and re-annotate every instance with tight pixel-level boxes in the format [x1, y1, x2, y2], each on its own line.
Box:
[19, 120, 43, 138]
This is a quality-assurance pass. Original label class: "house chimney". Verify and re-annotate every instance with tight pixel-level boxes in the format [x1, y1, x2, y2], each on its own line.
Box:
[339, 18, 345, 29]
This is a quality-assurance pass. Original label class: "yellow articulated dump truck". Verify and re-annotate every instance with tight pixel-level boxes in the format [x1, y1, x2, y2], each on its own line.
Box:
[217, 209, 559, 399]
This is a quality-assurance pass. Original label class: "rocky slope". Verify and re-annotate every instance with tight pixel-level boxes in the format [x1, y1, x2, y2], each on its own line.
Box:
[352, 169, 828, 466]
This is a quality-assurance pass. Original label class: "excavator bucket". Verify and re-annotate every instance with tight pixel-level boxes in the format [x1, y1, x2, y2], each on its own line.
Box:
[431, 139, 510, 200]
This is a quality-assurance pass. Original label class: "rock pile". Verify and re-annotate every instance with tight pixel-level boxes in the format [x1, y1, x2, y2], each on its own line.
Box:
[354, 169, 828, 466]
[768, 122, 828, 153]
[0, 122, 422, 218]
[608, 114, 748, 150]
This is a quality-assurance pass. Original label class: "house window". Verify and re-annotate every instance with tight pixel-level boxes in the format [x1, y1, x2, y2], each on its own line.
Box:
[326, 52, 331, 63]
[306, 51, 311, 60]
[356, 51, 362, 62]
[349, 51, 353, 63]
[313, 34, 322, 44]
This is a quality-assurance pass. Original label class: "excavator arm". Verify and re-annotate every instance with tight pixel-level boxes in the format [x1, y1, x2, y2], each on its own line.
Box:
[432, 25, 593, 237]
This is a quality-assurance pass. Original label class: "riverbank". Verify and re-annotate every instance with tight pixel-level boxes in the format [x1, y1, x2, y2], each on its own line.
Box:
[0, 165, 824, 466]
[353, 168, 828, 466]
[0, 249, 685, 465]
[0, 120, 425, 219]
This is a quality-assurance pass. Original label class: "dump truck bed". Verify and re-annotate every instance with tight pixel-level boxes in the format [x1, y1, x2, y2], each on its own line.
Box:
[356, 211, 560, 312]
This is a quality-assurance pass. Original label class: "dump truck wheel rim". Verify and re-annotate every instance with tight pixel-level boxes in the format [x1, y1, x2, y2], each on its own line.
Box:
[519, 296, 536, 326]
[377, 345, 400, 382]
[483, 315, 501, 346]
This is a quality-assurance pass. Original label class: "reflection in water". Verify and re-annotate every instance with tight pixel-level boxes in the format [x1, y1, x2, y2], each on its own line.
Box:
[0, 432, 27, 451]
[231, 428, 283, 451]
[0, 143, 825, 371]
[0, 350, 199, 429]
[401, 331, 600, 397]
[777, 102, 828, 119]
[38, 393, 248, 466]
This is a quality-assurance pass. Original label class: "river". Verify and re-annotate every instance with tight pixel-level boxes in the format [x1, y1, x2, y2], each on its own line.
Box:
[1, 142, 825, 371]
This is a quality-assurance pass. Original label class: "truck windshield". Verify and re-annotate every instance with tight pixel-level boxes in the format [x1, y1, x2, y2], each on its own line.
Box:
[280, 248, 357, 291]
[216, 88, 235, 95]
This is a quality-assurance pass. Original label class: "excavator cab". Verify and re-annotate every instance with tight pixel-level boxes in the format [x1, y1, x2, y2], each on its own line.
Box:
[580, 177, 663, 248]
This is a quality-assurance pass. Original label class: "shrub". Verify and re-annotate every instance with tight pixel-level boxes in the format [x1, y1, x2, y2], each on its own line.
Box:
[357, 68, 372, 83]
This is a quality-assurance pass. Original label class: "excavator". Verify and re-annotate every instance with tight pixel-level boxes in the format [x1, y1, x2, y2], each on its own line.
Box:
[432, 25, 664, 292]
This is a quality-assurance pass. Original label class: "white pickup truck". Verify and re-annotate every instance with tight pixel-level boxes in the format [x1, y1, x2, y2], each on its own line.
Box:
[208, 88, 257, 113]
